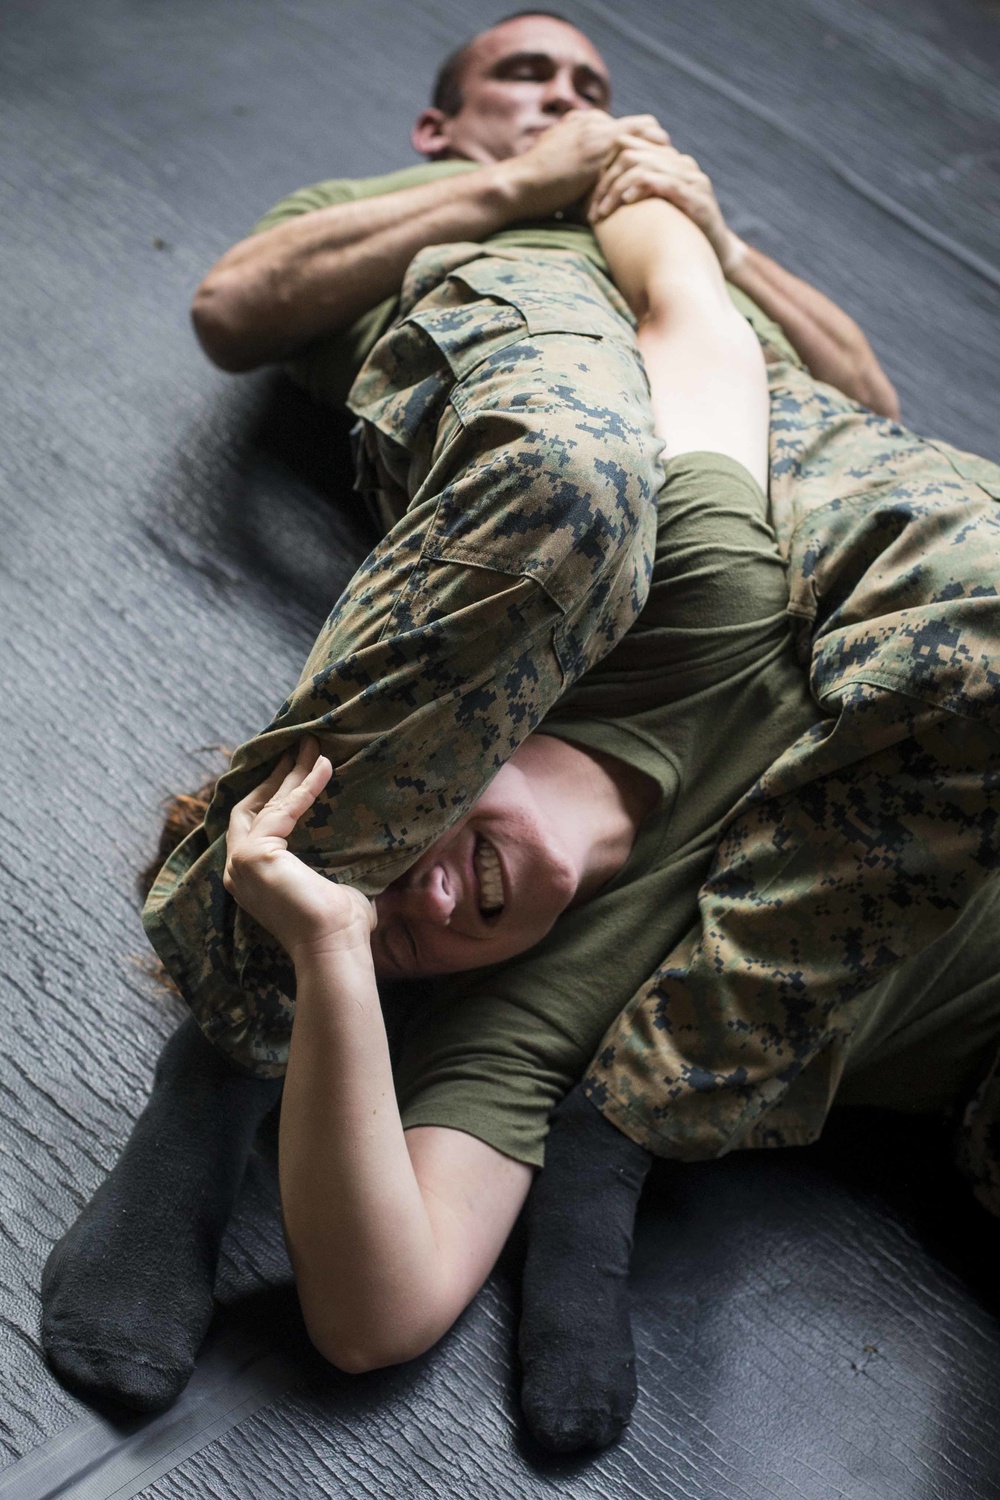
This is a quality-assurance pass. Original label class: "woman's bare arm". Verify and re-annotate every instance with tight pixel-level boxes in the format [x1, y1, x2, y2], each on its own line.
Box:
[595, 197, 769, 491]
[223, 739, 531, 1371]
[590, 137, 899, 419]
[282, 945, 530, 1370]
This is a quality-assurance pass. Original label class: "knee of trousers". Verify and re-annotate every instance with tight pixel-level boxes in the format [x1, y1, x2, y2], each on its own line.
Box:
[427, 398, 660, 676]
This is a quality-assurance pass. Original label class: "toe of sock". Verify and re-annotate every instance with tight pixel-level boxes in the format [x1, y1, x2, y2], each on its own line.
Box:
[40, 1232, 214, 1412]
[43, 1334, 193, 1413]
[521, 1358, 637, 1453]
[524, 1399, 631, 1453]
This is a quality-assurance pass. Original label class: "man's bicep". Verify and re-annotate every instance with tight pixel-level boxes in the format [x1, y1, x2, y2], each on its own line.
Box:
[251, 179, 363, 237]
[406, 1125, 533, 1306]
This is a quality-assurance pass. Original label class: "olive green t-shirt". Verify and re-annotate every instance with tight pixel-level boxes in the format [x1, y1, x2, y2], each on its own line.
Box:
[393, 452, 820, 1167]
[252, 161, 799, 407]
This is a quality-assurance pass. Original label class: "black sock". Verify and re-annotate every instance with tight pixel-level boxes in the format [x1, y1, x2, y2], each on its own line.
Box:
[41, 1017, 282, 1412]
[519, 1085, 652, 1453]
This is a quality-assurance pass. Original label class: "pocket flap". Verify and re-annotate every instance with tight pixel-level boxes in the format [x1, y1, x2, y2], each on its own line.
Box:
[925, 439, 1000, 502]
[450, 255, 609, 340]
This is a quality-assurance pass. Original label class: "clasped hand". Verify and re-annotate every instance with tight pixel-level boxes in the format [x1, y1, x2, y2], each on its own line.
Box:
[223, 736, 375, 963]
[511, 109, 669, 217]
[588, 133, 741, 275]
[513, 109, 740, 275]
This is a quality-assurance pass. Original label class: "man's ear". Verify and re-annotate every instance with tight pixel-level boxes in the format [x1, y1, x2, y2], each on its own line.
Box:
[412, 108, 454, 159]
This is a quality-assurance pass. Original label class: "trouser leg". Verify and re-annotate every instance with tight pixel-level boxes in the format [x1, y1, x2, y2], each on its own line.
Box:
[829, 876, 1000, 1216]
[588, 367, 1000, 1160]
[144, 264, 661, 1074]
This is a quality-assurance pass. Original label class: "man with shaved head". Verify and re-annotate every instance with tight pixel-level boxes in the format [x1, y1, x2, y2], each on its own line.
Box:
[192, 11, 897, 413]
[40, 10, 902, 1422]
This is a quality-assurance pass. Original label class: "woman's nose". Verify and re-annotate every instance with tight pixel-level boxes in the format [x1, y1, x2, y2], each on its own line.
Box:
[402, 864, 457, 926]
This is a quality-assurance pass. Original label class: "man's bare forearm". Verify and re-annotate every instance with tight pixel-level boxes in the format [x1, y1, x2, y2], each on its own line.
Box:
[193, 112, 672, 373]
[724, 237, 900, 418]
[192, 164, 525, 372]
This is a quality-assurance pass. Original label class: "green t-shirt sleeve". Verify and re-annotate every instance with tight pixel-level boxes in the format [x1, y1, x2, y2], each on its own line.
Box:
[726, 283, 801, 367]
[250, 162, 480, 235]
[571, 451, 789, 702]
[394, 968, 599, 1169]
[252, 178, 362, 234]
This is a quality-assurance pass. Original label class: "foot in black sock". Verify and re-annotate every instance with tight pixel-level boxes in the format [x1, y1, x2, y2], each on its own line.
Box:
[41, 1018, 282, 1411]
[519, 1085, 652, 1453]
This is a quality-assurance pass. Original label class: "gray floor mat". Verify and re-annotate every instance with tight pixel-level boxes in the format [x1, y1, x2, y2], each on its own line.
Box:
[3, 0, 1000, 1494]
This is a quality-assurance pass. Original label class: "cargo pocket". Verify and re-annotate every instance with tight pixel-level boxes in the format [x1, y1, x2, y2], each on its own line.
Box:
[404, 254, 611, 393]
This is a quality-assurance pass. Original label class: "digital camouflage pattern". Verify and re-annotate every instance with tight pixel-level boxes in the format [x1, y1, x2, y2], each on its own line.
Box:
[142, 244, 662, 1073]
[144, 236, 1000, 1211]
[586, 356, 1000, 1213]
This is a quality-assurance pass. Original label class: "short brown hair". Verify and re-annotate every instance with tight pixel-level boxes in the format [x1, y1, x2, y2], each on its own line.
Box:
[431, 11, 574, 116]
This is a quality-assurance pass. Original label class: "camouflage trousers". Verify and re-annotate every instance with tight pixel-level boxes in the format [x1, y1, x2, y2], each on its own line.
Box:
[142, 244, 662, 1072]
[586, 357, 1000, 1218]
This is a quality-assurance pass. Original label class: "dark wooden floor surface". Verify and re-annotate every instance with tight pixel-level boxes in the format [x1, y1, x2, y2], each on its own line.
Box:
[2, 0, 1000, 1494]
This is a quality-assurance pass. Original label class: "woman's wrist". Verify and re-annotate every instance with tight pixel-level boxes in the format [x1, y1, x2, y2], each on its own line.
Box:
[289, 921, 376, 976]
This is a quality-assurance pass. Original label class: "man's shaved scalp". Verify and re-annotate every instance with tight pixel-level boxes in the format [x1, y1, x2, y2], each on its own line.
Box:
[431, 11, 574, 116]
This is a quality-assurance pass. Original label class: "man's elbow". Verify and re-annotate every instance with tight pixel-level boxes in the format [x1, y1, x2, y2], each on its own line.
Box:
[190, 272, 270, 373]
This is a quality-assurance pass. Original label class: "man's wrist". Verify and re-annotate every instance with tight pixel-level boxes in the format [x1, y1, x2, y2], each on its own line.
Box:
[490, 155, 540, 221]
[719, 231, 750, 280]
